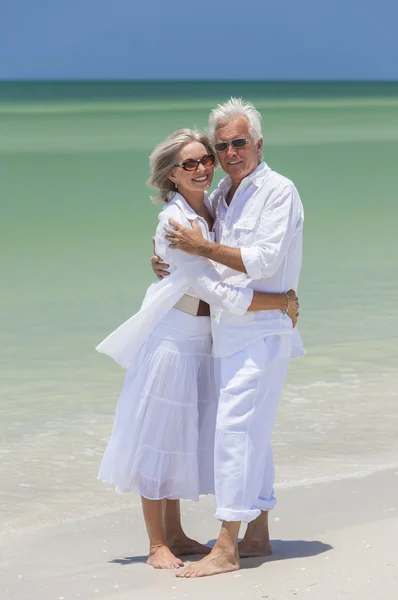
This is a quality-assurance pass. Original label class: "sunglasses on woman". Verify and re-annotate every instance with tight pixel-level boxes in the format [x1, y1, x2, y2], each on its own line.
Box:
[174, 154, 215, 172]
[214, 137, 249, 152]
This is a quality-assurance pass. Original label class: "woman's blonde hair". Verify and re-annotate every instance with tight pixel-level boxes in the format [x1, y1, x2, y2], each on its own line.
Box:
[147, 129, 218, 204]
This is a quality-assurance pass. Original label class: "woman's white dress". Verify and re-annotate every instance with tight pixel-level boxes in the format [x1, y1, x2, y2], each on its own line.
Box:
[97, 194, 253, 501]
[99, 309, 216, 500]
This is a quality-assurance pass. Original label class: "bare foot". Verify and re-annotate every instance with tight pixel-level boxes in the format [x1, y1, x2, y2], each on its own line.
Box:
[176, 548, 239, 578]
[168, 535, 211, 557]
[238, 539, 272, 558]
[146, 545, 184, 569]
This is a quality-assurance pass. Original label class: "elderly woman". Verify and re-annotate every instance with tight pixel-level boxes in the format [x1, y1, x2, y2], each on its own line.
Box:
[96, 129, 298, 570]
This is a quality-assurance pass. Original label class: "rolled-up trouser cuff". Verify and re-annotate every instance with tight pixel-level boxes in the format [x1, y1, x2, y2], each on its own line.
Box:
[215, 507, 261, 523]
[215, 495, 277, 523]
[256, 494, 277, 512]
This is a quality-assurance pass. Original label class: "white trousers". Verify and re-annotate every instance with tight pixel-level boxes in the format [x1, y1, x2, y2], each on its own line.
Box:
[214, 335, 291, 523]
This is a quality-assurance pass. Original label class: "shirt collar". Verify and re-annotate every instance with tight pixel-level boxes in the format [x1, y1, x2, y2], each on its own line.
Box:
[246, 161, 271, 187]
[217, 161, 271, 193]
[168, 192, 208, 220]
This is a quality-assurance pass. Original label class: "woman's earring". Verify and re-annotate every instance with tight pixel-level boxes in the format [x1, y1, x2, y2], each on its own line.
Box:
[175, 183, 178, 189]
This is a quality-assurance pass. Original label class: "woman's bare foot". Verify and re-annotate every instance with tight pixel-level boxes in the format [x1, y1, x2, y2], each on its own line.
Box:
[238, 538, 272, 558]
[176, 547, 239, 578]
[146, 544, 184, 569]
[168, 534, 211, 557]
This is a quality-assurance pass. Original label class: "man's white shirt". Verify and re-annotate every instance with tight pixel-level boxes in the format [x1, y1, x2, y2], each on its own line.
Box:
[207, 161, 305, 358]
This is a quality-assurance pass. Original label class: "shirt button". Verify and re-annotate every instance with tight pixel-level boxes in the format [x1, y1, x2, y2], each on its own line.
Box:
[211, 314, 216, 320]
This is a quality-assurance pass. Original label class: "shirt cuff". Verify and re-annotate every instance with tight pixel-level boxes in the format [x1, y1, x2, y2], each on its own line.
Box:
[241, 246, 262, 280]
[223, 287, 253, 315]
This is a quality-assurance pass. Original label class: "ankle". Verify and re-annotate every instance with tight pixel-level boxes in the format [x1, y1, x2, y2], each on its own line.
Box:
[212, 541, 240, 565]
[165, 529, 185, 542]
[149, 541, 169, 553]
[218, 522, 240, 547]
[214, 536, 238, 557]
[242, 537, 270, 547]
[243, 531, 270, 543]
[244, 524, 270, 543]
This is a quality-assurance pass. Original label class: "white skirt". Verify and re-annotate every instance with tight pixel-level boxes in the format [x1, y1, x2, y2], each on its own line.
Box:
[98, 308, 217, 501]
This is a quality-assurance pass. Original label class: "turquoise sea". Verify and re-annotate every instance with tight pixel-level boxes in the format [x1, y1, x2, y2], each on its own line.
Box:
[1, 82, 398, 535]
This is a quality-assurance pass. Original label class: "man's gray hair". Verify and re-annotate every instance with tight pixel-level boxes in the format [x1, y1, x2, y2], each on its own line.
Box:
[208, 97, 263, 143]
[147, 129, 217, 204]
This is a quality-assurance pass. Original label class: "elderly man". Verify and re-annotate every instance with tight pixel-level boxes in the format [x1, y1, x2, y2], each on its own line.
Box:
[153, 98, 304, 577]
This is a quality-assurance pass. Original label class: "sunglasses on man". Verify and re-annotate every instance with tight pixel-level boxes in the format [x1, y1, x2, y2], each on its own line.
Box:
[214, 137, 249, 152]
[174, 154, 216, 172]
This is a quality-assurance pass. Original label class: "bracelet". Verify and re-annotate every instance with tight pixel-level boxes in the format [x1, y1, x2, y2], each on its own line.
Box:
[281, 292, 290, 314]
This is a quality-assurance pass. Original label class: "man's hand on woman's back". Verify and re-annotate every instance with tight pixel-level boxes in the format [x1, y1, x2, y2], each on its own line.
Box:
[151, 237, 170, 280]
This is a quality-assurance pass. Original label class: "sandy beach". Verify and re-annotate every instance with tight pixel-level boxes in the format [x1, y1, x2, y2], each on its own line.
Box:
[1, 83, 398, 600]
[2, 467, 397, 600]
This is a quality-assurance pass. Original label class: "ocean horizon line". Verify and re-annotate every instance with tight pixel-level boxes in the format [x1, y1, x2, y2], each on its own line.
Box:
[1, 79, 397, 104]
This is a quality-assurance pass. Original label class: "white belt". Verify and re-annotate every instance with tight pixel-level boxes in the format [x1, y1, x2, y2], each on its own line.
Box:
[173, 294, 201, 316]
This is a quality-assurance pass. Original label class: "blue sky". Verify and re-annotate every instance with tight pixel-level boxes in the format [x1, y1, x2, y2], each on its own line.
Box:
[1, 0, 397, 79]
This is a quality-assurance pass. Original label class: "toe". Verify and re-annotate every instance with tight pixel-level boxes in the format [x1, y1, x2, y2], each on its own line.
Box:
[178, 569, 191, 578]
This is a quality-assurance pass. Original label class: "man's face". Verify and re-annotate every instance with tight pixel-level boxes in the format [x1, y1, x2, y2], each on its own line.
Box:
[214, 116, 263, 184]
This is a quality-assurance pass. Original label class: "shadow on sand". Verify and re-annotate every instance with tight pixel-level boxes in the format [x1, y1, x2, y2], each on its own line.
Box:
[110, 538, 333, 568]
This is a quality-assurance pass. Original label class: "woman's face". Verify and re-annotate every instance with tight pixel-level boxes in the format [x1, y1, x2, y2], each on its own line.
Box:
[169, 142, 215, 196]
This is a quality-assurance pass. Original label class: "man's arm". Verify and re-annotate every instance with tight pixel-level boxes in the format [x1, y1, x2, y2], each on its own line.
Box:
[192, 234, 246, 273]
[164, 220, 246, 272]
[199, 242, 246, 272]
[164, 185, 302, 280]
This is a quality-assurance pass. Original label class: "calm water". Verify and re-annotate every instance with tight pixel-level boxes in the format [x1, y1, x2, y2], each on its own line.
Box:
[1, 82, 398, 535]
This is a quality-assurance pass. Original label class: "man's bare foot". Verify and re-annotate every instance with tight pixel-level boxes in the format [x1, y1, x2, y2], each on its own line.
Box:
[238, 538, 272, 558]
[238, 511, 272, 557]
[168, 534, 211, 557]
[176, 548, 239, 578]
[146, 545, 184, 569]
